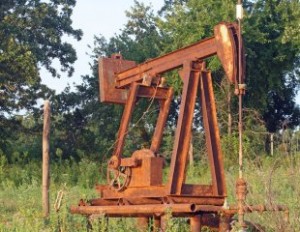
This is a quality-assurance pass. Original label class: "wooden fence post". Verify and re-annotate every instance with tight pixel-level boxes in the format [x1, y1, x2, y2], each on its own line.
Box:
[42, 100, 51, 218]
[270, 133, 274, 156]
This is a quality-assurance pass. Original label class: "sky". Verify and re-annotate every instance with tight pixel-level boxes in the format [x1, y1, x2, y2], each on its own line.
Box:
[41, 0, 164, 93]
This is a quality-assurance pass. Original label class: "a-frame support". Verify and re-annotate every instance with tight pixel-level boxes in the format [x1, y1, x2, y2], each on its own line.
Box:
[167, 61, 226, 197]
[108, 82, 174, 169]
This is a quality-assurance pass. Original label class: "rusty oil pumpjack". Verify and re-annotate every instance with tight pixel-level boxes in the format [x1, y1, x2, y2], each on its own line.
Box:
[71, 22, 288, 231]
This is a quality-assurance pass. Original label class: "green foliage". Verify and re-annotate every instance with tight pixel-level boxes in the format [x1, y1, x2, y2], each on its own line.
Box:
[0, 0, 82, 160]
[0, 0, 82, 113]
[2, 0, 300, 163]
[0, 153, 7, 180]
[243, 0, 300, 132]
[122, 0, 163, 62]
[164, 211, 190, 232]
[158, 0, 235, 51]
[0, 154, 299, 231]
[158, 0, 300, 133]
[0, 0, 82, 78]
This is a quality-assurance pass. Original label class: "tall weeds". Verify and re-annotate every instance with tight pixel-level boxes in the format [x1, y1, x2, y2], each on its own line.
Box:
[0, 153, 299, 231]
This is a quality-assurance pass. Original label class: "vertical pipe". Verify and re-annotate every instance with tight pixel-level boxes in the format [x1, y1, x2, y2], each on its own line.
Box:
[237, 1, 243, 182]
[137, 217, 149, 231]
[236, 1, 247, 230]
[42, 100, 50, 218]
[160, 215, 169, 232]
[219, 214, 231, 232]
[190, 215, 201, 232]
[153, 217, 161, 232]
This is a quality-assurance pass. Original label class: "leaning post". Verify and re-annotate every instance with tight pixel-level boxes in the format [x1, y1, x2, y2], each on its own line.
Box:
[42, 100, 51, 218]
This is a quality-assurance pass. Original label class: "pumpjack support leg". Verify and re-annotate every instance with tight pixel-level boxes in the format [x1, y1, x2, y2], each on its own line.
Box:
[153, 217, 161, 232]
[190, 215, 202, 232]
[160, 214, 169, 232]
[219, 214, 231, 232]
[137, 217, 149, 231]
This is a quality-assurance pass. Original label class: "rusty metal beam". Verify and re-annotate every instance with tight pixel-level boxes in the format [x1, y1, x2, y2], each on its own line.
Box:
[181, 184, 213, 196]
[115, 22, 240, 88]
[219, 214, 231, 232]
[167, 62, 201, 195]
[160, 214, 168, 232]
[112, 82, 139, 162]
[150, 87, 174, 153]
[116, 38, 217, 88]
[137, 217, 149, 231]
[153, 217, 161, 231]
[97, 185, 166, 199]
[71, 204, 196, 216]
[70, 204, 229, 216]
[137, 86, 171, 100]
[199, 70, 226, 196]
[190, 215, 201, 232]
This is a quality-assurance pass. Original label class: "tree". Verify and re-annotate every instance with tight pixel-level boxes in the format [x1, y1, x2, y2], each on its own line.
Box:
[0, 0, 82, 115]
[158, 0, 300, 134]
[104, 0, 162, 62]
[243, 0, 300, 132]
[0, 0, 82, 158]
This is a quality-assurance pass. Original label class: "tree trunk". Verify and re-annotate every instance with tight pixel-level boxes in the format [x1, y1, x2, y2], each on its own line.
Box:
[42, 100, 51, 218]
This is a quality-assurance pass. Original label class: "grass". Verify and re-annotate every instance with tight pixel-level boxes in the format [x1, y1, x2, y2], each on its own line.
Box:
[0, 153, 299, 231]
